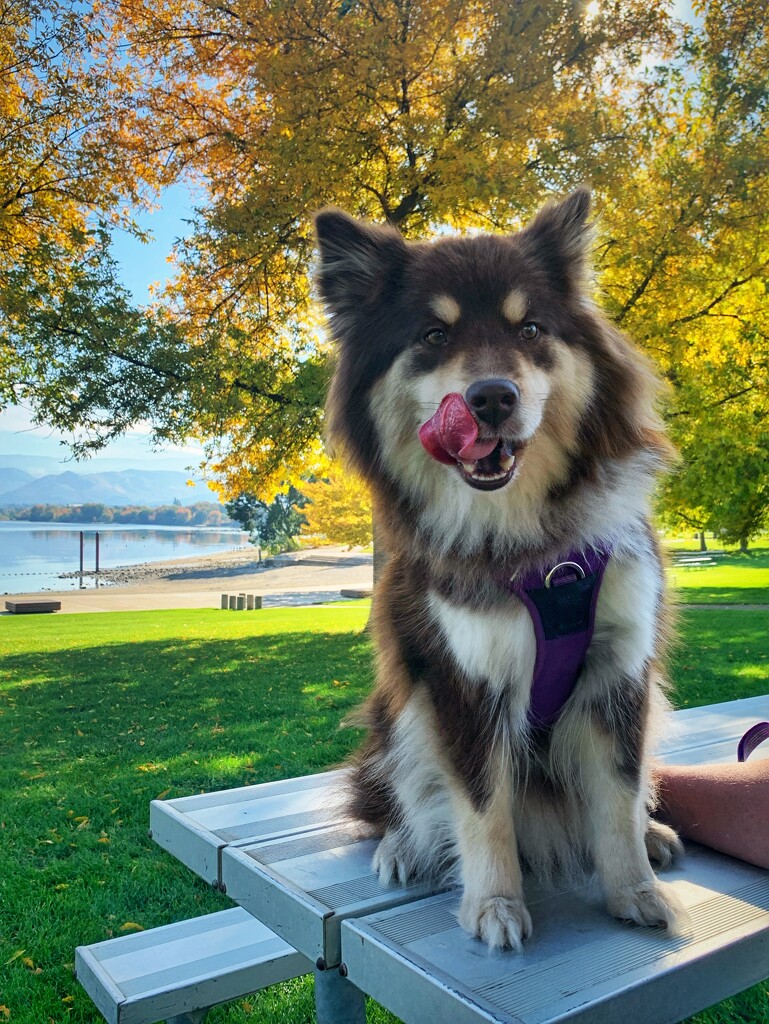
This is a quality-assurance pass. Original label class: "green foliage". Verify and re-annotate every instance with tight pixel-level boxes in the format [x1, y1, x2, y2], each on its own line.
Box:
[225, 486, 308, 553]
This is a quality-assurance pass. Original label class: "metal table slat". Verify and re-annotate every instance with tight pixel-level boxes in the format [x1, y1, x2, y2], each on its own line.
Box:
[75, 908, 309, 1024]
[222, 823, 439, 966]
[341, 845, 769, 1024]
[656, 695, 769, 764]
[149, 769, 345, 885]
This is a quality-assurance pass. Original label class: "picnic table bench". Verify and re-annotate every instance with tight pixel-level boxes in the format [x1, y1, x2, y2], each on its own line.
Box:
[78, 695, 769, 1024]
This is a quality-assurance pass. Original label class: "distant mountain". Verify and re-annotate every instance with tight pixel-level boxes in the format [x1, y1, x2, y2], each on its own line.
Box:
[0, 468, 34, 495]
[0, 469, 214, 507]
[0, 435, 201, 476]
[0, 451, 67, 477]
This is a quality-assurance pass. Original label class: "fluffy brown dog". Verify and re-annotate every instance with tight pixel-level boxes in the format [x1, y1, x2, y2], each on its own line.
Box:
[314, 190, 684, 950]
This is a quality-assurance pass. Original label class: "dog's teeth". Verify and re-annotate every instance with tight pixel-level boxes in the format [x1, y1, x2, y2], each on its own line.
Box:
[499, 454, 516, 471]
[461, 461, 476, 473]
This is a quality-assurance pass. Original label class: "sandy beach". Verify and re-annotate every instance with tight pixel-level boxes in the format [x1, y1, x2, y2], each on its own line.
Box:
[4, 545, 374, 614]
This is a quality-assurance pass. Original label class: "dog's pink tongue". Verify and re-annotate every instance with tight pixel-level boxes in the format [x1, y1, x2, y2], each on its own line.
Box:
[418, 393, 498, 465]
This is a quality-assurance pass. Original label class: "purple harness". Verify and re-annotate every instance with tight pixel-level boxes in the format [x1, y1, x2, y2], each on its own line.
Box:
[505, 547, 611, 727]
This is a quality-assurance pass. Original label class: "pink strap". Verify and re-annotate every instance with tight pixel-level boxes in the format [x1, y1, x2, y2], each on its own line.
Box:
[737, 722, 769, 762]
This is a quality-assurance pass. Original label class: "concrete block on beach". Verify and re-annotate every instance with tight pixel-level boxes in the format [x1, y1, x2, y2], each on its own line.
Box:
[220, 593, 263, 610]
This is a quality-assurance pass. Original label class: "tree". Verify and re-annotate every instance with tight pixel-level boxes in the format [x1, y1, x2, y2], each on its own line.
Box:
[43, 0, 666, 496]
[5, 0, 768, 543]
[226, 487, 309, 553]
[301, 468, 373, 548]
[591, 0, 769, 544]
[0, 0, 170, 415]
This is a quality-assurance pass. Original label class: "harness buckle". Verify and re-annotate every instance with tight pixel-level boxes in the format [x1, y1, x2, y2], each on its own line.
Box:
[544, 561, 586, 588]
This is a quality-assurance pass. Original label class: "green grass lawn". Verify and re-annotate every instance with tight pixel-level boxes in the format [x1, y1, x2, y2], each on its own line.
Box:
[1, 604, 768, 1024]
[666, 547, 769, 605]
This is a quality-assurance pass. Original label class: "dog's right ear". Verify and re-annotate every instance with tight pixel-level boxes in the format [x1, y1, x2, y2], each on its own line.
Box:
[314, 209, 407, 324]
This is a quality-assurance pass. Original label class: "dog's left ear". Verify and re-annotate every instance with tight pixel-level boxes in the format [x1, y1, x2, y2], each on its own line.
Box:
[314, 209, 408, 327]
[520, 188, 593, 293]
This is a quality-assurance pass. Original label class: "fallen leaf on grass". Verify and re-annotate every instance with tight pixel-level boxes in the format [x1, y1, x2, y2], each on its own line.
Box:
[119, 922, 144, 932]
[0, 1004, 10, 1018]
[4, 950, 24, 965]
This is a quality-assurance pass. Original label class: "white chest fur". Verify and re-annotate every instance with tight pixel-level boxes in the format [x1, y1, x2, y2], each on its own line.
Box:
[428, 591, 537, 722]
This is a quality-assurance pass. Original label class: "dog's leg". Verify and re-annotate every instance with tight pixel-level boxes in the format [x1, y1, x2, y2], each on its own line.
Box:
[452, 759, 532, 951]
[564, 695, 686, 932]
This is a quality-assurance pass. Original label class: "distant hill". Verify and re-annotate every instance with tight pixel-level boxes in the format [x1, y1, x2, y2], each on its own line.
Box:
[0, 451, 65, 477]
[0, 469, 213, 507]
[0, 468, 34, 495]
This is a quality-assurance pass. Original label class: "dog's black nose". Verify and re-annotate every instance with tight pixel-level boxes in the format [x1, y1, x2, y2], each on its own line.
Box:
[465, 378, 520, 428]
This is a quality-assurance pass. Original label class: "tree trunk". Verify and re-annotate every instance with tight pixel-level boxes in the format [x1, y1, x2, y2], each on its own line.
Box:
[740, 536, 749, 553]
[698, 531, 708, 552]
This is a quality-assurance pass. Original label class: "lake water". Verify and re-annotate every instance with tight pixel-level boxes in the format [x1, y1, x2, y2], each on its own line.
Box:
[0, 522, 251, 594]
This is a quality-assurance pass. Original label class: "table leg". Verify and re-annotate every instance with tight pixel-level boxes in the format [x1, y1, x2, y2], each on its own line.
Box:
[314, 964, 366, 1024]
[166, 1011, 208, 1024]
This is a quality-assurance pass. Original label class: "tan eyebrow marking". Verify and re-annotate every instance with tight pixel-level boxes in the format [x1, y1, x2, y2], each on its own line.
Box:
[429, 294, 461, 324]
[501, 288, 528, 324]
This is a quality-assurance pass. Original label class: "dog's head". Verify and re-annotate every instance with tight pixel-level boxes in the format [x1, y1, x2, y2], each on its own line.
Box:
[315, 191, 669, 543]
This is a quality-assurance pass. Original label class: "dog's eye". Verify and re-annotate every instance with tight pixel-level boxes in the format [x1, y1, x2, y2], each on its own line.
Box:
[520, 322, 540, 341]
[423, 328, 448, 346]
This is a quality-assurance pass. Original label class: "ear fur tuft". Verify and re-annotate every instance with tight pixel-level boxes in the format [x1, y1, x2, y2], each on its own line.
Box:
[521, 188, 593, 292]
[314, 209, 407, 323]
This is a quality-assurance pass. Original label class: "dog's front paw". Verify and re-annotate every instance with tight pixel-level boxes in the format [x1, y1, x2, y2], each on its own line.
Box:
[645, 819, 684, 869]
[459, 894, 532, 951]
[372, 829, 417, 887]
[607, 879, 689, 934]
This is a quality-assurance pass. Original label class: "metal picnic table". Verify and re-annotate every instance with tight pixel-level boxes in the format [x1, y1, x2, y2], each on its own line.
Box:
[151, 695, 769, 1023]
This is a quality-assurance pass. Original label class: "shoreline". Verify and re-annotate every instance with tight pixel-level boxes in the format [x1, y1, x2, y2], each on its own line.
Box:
[3, 545, 374, 612]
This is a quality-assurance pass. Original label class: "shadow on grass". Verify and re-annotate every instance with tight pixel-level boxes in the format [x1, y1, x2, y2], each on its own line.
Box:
[0, 627, 374, 1021]
[1, 628, 374, 798]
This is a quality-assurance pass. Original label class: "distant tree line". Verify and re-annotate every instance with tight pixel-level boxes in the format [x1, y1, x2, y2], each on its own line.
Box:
[0, 502, 237, 526]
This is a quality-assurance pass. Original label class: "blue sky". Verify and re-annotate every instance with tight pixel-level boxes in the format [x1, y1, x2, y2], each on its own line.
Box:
[0, 184, 204, 473]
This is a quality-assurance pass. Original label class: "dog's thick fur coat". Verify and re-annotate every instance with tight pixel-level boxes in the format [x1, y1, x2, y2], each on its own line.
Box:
[314, 191, 685, 949]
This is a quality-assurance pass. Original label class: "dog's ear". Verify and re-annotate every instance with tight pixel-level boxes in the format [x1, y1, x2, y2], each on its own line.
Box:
[520, 188, 593, 293]
[314, 209, 408, 325]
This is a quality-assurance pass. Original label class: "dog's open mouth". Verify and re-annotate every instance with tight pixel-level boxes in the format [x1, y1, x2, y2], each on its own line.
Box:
[418, 393, 522, 491]
[457, 439, 519, 490]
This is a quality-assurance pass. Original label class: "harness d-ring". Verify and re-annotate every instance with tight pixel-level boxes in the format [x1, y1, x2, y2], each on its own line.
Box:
[544, 561, 586, 588]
